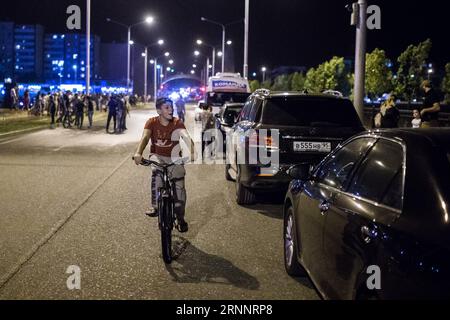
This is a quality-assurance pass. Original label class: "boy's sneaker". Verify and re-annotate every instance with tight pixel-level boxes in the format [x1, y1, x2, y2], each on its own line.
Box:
[177, 219, 189, 233]
[145, 207, 158, 217]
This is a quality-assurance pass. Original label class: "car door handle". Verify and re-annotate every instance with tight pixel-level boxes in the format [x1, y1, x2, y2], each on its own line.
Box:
[319, 201, 330, 214]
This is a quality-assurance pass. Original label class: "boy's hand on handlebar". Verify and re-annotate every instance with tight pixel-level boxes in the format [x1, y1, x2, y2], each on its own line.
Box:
[133, 154, 143, 165]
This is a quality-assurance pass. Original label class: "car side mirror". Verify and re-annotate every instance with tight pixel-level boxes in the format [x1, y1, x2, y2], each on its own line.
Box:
[287, 164, 312, 180]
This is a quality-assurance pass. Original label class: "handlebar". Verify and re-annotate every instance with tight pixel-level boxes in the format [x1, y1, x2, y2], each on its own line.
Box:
[132, 156, 190, 169]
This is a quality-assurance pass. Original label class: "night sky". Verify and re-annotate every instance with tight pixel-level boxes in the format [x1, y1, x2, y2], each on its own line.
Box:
[1, 0, 449, 75]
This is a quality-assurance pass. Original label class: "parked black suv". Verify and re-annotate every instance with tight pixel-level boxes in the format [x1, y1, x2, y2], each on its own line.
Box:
[226, 89, 365, 205]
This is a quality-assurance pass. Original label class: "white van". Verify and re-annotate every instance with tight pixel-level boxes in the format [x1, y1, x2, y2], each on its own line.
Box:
[205, 73, 251, 114]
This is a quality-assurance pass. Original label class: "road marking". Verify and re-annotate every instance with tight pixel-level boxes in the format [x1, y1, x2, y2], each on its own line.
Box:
[0, 153, 132, 291]
[0, 136, 28, 146]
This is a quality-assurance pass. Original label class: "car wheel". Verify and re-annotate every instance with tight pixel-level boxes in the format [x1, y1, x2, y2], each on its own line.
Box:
[225, 164, 233, 181]
[284, 206, 307, 276]
[236, 165, 255, 205]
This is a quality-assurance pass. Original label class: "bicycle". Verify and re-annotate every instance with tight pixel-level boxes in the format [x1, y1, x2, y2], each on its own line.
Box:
[133, 156, 189, 264]
[63, 109, 76, 128]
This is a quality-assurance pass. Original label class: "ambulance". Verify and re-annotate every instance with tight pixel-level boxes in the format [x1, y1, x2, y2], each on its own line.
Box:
[205, 73, 251, 114]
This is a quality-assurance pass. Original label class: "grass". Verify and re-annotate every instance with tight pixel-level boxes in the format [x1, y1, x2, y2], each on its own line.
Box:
[0, 111, 109, 135]
[0, 115, 49, 134]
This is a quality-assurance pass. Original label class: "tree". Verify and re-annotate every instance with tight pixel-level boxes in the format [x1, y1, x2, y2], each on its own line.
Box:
[261, 79, 272, 90]
[393, 39, 432, 102]
[291, 72, 306, 91]
[442, 63, 450, 104]
[365, 48, 393, 99]
[305, 56, 349, 94]
[249, 80, 261, 92]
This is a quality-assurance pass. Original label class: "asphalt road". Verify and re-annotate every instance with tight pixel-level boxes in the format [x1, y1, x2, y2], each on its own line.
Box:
[0, 104, 319, 300]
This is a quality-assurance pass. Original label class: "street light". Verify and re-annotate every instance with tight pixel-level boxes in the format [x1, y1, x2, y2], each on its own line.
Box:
[261, 67, 267, 82]
[196, 39, 217, 76]
[150, 52, 170, 101]
[193, 50, 210, 85]
[106, 15, 155, 91]
[201, 17, 244, 73]
[143, 39, 164, 100]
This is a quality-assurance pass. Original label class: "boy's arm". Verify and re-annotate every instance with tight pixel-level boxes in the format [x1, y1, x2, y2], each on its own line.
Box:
[180, 129, 197, 162]
[134, 129, 152, 165]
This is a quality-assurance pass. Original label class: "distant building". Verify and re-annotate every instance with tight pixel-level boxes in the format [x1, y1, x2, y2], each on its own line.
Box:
[13, 24, 44, 80]
[0, 22, 15, 80]
[13, 24, 44, 81]
[44, 33, 101, 83]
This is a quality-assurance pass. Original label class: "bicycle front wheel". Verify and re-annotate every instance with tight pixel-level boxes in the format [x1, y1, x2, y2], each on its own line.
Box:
[160, 198, 173, 264]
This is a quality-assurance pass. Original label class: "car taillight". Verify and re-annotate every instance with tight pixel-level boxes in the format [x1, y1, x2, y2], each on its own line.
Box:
[249, 131, 278, 149]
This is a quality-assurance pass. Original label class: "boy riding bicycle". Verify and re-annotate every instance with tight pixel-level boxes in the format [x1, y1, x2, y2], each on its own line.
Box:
[133, 98, 196, 233]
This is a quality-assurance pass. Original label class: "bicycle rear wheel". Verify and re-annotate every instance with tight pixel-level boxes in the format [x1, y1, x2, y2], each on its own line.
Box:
[160, 197, 173, 264]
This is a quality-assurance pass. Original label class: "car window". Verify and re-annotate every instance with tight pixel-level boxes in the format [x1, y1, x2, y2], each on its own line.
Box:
[237, 100, 251, 122]
[348, 139, 404, 210]
[249, 99, 262, 122]
[316, 138, 376, 189]
[242, 99, 254, 121]
[261, 97, 362, 127]
[381, 169, 403, 210]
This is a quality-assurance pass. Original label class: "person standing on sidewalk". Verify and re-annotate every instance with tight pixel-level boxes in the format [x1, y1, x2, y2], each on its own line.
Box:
[86, 96, 94, 129]
[106, 95, 118, 134]
[49, 95, 57, 128]
[420, 80, 441, 128]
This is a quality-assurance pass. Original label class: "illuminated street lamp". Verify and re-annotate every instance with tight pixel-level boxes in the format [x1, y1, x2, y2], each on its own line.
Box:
[106, 15, 155, 90]
[143, 39, 165, 99]
[150, 52, 171, 100]
[261, 66, 267, 82]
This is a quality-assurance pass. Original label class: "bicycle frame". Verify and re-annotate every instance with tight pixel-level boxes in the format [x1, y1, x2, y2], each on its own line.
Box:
[135, 156, 187, 264]
[156, 166, 177, 232]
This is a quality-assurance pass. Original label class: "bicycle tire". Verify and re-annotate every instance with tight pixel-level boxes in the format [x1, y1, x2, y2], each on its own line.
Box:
[63, 116, 69, 128]
[160, 197, 173, 264]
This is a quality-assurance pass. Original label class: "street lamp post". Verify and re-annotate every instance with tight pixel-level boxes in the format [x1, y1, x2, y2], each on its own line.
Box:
[151, 52, 170, 101]
[86, 0, 91, 95]
[143, 39, 164, 101]
[196, 40, 217, 77]
[201, 17, 226, 73]
[106, 16, 154, 92]
[261, 66, 267, 82]
[244, 0, 250, 79]
[352, 0, 367, 121]
[194, 50, 210, 85]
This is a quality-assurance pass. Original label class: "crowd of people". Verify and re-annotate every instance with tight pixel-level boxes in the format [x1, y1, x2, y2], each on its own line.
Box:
[7, 89, 144, 131]
[373, 80, 442, 129]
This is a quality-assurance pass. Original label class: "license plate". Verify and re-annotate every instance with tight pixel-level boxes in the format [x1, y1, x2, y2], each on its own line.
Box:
[293, 141, 332, 153]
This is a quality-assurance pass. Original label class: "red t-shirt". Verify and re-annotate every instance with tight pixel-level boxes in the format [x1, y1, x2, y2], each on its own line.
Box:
[144, 117, 186, 157]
